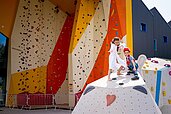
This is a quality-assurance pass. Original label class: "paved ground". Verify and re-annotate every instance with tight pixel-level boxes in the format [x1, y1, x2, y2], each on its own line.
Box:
[0, 107, 72, 114]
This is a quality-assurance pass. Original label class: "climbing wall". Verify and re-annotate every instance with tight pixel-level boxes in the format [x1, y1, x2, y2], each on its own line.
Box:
[142, 58, 171, 113]
[8, 0, 131, 108]
[142, 60, 164, 107]
[9, 0, 74, 106]
[72, 73, 161, 114]
[54, 69, 69, 105]
[83, 0, 125, 89]
[69, 0, 126, 107]
[46, 15, 74, 94]
[162, 67, 171, 106]
[46, 15, 74, 105]
[69, 0, 107, 94]
[11, 0, 67, 74]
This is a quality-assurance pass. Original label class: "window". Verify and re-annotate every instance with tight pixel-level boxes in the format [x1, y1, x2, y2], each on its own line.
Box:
[140, 23, 147, 32]
[163, 36, 168, 43]
[0, 32, 8, 107]
[154, 39, 157, 51]
[0, 32, 8, 68]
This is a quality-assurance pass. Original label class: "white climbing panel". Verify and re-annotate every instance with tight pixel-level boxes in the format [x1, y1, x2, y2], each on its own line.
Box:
[142, 58, 171, 114]
[72, 73, 161, 114]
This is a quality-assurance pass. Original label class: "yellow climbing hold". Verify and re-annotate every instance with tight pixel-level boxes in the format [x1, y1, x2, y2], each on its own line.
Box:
[145, 70, 148, 74]
[163, 91, 166, 96]
[150, 87, 154, 92]
[168, 99, 171, 104]
[162, 82, 166, 86]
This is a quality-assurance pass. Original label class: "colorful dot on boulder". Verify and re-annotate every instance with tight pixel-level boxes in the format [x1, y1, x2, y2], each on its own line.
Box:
[169, 71, 171, 76]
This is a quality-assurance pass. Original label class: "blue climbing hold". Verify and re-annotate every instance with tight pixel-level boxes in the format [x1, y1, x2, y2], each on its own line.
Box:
[83, 86, 95, 95]
[133, 86, 147, 95]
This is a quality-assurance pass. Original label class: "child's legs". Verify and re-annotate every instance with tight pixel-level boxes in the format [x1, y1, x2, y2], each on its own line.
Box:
[128, 65, 134, 71]
[116, 63, 124, 75]
[108, 69, 113, 79]
[117, 66, 124, 73]
[135, 63, 138, 70]
[128, 64, 138, 75]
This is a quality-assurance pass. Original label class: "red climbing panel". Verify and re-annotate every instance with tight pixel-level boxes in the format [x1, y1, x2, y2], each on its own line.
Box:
[46, 15, 74, 94]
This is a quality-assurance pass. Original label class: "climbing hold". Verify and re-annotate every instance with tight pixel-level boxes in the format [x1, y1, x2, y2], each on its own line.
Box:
[168, 99, 171, 104]
[147, 58, 151, 60]
[164, 64, 170, 67]
[133, 86, 147, 95]
[151, 60, 158, 63]
[169, 71, 171, 76]
[83, 86, 95, 95]
[119, 83, 124, 85]
[112, 78, 117, 80]
[106, 94, 116, 106]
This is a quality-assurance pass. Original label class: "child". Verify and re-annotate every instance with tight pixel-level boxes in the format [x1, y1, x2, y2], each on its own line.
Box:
[108, 37, 126, 81]
[123, 47, 139, 80]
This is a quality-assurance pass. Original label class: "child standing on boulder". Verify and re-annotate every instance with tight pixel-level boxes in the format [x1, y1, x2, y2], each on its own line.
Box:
[123, 47, 139, 80]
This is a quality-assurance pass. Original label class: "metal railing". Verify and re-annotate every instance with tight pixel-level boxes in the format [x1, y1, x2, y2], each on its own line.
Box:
[1, 94, 58, 109]
[0, 93, 79, 110]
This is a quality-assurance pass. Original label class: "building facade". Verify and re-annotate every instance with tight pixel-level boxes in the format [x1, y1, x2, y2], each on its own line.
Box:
[132, 0, 171, 59]
[151, 7, 171, 58]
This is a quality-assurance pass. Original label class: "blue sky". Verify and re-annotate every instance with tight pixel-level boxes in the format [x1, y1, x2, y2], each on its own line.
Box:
[142, 0, 171, 22]
[0, 33, 7, 46]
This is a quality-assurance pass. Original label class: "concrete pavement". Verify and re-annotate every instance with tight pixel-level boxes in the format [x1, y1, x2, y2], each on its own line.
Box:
[0, 108, 72, 114]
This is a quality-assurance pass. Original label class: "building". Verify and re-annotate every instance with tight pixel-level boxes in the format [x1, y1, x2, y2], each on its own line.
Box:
[168, 21, 171, 26]
[151, 7, 171, 58]
[132, 0, 154, 58]
[132, 0, 171, 59]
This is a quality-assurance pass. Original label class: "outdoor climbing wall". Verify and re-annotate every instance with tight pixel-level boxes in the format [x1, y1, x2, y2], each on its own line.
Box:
[72, 73, 161, 114]
[142, 58, 171, 113]
[142, 60, 164, 107]
[8, 0, 74, 106]
[54, 69, 69, 105]
[83, 0, 125, 90]
[46, 15, 74, 94]
[69, 0, 108, 94]
[46, 15, 74, 105]
[69, 0, 126, 107]
[162, 67, 171, 106]
[7, 0, 131, 108]
[11, 0, 67, 74]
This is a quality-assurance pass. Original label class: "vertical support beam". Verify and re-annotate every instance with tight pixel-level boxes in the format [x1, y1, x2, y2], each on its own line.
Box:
[126, 0, 133, 55]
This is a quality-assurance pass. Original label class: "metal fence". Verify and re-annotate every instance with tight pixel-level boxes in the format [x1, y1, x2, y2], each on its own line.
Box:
[0, 94, 58, 109]
[0, 93, 81, 110]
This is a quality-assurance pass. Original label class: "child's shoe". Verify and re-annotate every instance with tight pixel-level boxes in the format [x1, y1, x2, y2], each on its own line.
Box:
[126, 70, 134, 75]
[131, 76, 139, 80]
